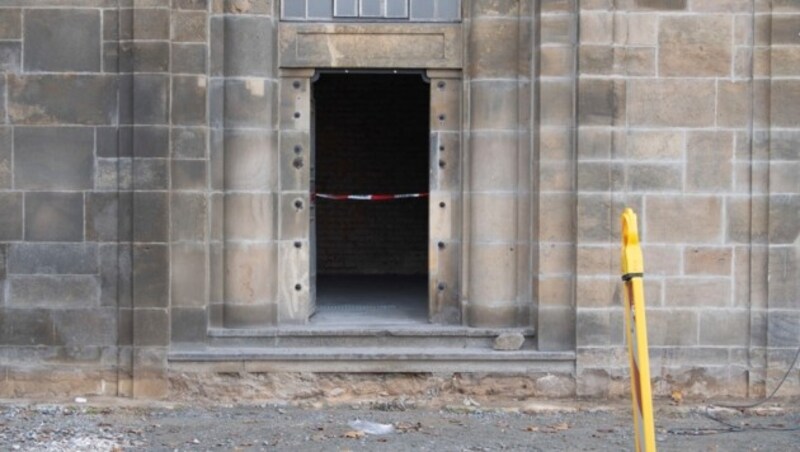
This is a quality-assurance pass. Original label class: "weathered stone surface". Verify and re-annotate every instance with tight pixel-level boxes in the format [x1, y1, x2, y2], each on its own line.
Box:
[0, 128, 10, 189]
[0, 42, 21, 72]
[133, 309, 169, 346]
[53, 309, 116, 346]
[685, 247, 733, 276]
[470, 81, 518, 130]
[171, 307, 207, 343]
[771, 80, 800, 128]
[133, 158, 168, 190]
[171, 244, 207, 307]
[221, 79, 273, 128]
[120, 8, 170, 40]
[213, 16, 273, 76]
[8, 243, 98, 275]
[0, 193, 23, 241]
[666, 278, 732, 307]
[172, 76, 207, 125]
[133, 192, 169, 243]
[493, 332, 525, 351]
[635, 0, 686, 9]
[131, 75, 170, 125]
[133, 245, 169, 308]
[9, 75, 118, 125]
[0, 308, 54, 346]
[717, 81, 750, 127]
[224, 243, 277, 304]
[25, 192, 84, 242]
[647, 196, 723, 243]
[0, 9, 21, 39]
[118, 42, 170, 73]
[172, 11, 207, 42]
[172, 160, 206, 190]
[24, 9, 101, 72]
[468, 19, 518, 78]
[225, 193, 275, 241]
[86, 193, 128, 242]
[132, 127, 170, 158]
[578, 79, 625, 125]
[171, 193, 207, 241]
[172, 128, 207, 159]
[686, 131, 734, 192]
[768, 196, 800, 244]
[14, 127, 94, 190]
[223, 130, 277, 191]
[645, 309, 697, 346]
[172, 43, 207, 74]
[9, 275, 100, 308]
[627, 79, 715, 127]
[659, 15, 732, 76]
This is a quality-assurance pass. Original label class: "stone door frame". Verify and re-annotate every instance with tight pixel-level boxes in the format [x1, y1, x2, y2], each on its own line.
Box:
[276, 67, 464, 325]
[274, 22, 465, 325]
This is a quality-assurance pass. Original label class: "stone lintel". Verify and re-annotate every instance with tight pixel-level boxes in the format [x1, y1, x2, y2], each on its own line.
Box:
[279, 23, 463, 69]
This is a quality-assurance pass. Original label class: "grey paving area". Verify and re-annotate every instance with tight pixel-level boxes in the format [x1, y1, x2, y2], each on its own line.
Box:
[313, 275, 428, 326]
[0, 401, 798, 451]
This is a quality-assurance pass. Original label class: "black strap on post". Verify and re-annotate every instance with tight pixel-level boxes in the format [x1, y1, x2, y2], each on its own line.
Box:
[621, 272, 644, 282]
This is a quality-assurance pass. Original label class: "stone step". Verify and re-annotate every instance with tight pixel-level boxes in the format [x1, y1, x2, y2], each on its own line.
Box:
[203, 326, 536, 349]
[168, 345, 574, 373]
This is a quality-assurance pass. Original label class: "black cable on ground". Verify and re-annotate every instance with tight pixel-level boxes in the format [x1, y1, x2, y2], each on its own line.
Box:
[667, 345, 800, 435]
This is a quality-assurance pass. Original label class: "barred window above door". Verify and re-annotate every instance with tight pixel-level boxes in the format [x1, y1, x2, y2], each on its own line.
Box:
[282, 0, 461, 22]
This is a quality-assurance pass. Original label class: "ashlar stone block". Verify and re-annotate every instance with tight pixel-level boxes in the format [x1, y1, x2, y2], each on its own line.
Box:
[9, 275, 100, 308]
[24, 9, 101, 72]
[14, 127, 94, 190]
[9, 75, 118, 125]
[0, 42, 21, 73]
[646, 196, 723, 243]
[171, 243, 208, 308]
[132, 245, 169, 308]
[0, 9, 21, 39]
[8, 243, 98, 275]
[25, 192, 84, 242]
[220, 16, 274, 77]
[172, 76, 207, 126]
[0, 192, 22, 242]
[0, 128, 10, 189]
[627, 79, 715, 127]
[659, 15, 732, 76]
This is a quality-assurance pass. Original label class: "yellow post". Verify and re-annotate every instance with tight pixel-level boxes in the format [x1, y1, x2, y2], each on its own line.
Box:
[620, 208, 656, 452]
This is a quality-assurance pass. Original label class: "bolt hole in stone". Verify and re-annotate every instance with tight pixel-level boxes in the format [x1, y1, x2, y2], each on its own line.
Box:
[294, 241, 302, 249]
[293, 157, 304, 169]
[437, 81, 446, 89]
[438, 114, 446, 121]
[439, 202, 446, 208]
[439, 160, 446, 168]
[439, 145, 445, 151]
[438, 282, 446, 291]
[294, 200, 303, 209]
[295, 284, 302, 291]
[438, 242, 445, 250]
[294, 144, 303, 154]
[294, 112, 301, 119]
[293, 80, 301, 89]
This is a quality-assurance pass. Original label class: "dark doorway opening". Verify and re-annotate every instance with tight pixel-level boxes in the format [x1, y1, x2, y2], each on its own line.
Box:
[313, 72, 430, 326]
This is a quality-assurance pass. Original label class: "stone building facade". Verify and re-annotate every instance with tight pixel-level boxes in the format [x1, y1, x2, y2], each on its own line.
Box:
[0, 0, 798, 399]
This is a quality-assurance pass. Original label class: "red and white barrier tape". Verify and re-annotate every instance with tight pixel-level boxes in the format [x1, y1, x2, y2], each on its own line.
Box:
[314, 193, 428, 201]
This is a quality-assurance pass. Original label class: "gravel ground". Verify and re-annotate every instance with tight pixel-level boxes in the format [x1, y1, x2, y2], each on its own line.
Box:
[1, 400, 798, 451]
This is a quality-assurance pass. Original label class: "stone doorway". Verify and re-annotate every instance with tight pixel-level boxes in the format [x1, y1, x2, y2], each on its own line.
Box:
[312, 72, 430, 326]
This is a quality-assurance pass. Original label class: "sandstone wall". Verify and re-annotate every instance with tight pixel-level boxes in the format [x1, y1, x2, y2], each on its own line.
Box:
[0, 0, 796, 399]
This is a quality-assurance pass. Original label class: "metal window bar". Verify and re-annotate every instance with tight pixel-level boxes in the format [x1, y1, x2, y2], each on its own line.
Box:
[282, 0, 458, 21]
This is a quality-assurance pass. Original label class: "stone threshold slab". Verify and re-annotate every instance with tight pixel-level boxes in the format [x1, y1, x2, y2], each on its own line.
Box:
[168, 347, 575, 373]
[207, 326, 536, 338]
